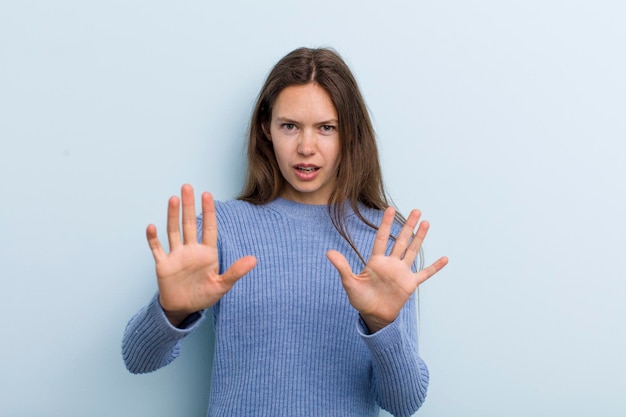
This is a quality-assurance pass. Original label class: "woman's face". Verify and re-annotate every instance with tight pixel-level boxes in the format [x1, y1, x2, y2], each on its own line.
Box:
[267, 83, 341, 205]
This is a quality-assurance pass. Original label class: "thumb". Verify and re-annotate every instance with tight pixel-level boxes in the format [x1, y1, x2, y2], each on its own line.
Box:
[221, 255, 257, 286]
[326, 250, 353, 281]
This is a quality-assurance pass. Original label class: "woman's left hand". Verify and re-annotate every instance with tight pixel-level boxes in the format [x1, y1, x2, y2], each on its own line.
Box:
[327, 207, 448, 333]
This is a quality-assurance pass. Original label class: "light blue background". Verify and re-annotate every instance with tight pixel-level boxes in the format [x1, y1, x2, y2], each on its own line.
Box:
[1, 1, 625, 416]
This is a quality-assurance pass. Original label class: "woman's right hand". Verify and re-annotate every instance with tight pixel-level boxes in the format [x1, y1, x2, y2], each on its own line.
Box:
[146, 184, 257, 327]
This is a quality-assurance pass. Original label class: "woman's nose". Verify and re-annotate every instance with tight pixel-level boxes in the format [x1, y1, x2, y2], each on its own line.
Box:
[297, 130, 317, 156]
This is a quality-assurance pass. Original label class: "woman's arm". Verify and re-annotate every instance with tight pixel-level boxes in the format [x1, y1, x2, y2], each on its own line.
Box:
[358, 294, 427, 416]
[122, 184, 256, 373]
[327, 206, 447, 415]
[121, 293, 205, 374]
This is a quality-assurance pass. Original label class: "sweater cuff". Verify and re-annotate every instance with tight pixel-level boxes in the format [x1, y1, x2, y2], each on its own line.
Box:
[357, 315, 405, 351]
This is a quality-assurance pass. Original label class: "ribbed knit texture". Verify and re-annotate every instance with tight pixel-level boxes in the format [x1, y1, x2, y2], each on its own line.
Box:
[122, 198, 428, 417]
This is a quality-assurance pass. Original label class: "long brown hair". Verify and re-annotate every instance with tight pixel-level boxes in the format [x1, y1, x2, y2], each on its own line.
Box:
[239, 47, 403, 264]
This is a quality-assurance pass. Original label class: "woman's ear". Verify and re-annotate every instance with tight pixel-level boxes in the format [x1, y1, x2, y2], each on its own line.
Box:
[261, 123, 272, 141]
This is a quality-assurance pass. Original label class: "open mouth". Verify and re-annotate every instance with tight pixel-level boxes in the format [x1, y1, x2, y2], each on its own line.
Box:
[296, 166, 319, 173]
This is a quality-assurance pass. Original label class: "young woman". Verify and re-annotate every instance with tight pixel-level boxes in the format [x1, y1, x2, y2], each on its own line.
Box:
[122, 47, 448, 417]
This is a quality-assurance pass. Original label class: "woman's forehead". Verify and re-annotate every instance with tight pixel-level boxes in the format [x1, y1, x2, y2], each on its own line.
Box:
[272, 84, 337, 122]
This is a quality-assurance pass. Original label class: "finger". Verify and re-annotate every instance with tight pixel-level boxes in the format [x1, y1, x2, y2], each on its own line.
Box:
[403, 219, 429, 267]
[371, 207, 395, 257]
[415, 256, 449, 285]
[166, 195, 181, 251]
[146, 224, 165, 262]
[220, 255, 257, 286]
[390, 209, 421, 258]
[326, 250, 354, 282]
[201, 192, 217, 247]
[181, 184, 198, 245]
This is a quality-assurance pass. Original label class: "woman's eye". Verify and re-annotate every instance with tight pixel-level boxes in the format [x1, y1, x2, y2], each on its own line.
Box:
[282, 123, 296, 130]
[320, 125, 336, 133]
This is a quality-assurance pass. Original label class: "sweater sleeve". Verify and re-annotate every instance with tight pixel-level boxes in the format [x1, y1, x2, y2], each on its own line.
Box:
[358, 293, 428, 417]
[121, 293, 206, 374]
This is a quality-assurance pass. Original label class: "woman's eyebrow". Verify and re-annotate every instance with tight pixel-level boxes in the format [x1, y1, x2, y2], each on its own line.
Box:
[274, 116, 299, 123]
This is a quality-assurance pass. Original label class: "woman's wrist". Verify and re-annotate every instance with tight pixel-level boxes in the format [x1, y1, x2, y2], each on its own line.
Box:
[360, 313, 393, 334]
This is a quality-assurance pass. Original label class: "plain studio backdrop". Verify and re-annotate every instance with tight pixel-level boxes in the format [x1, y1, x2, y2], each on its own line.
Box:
[1, 1, 624, 416]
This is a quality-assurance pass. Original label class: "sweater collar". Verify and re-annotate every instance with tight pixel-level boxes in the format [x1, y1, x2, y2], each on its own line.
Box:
[265, 197, 358, 220]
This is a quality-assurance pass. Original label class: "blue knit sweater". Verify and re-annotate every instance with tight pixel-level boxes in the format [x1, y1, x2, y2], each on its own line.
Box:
[122, 198, 428, 417]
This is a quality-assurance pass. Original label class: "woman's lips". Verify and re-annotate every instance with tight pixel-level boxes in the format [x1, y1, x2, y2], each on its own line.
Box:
[293, 165, 320, 180]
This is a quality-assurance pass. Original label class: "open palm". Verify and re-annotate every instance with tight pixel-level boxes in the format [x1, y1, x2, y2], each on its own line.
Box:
[146, 184, 256, 326]
[327, 207, 448, 333]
